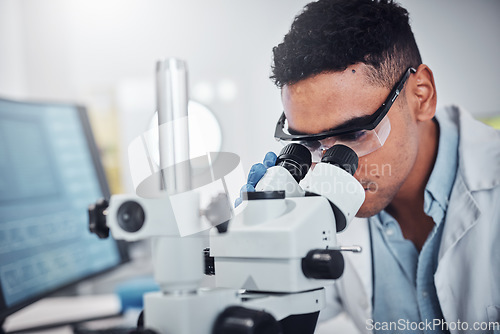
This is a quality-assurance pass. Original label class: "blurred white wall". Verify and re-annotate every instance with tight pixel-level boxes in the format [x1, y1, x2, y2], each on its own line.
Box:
[401, 0, 500, 117]
[0, 1, 27, 96]
[0, 0, 499, 193]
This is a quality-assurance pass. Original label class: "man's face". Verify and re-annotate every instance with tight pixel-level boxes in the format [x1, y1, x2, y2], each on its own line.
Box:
[281, 64, 420, 217]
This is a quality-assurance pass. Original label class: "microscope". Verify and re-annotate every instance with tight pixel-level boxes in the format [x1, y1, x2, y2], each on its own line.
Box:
[88, 58, 365, 334]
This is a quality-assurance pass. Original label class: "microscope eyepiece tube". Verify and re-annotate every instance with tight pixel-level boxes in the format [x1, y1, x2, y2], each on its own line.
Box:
[156, 58, 192, 193]
[275, 143, 312, 183]
[320, 144, 358, 175]
[255, 144, 311, 197]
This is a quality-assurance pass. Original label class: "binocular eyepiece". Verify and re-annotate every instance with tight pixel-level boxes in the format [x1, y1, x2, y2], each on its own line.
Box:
[276, 143, 359, 182]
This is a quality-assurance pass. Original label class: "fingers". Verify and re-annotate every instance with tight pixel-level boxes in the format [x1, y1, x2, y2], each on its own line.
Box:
[240, 183, 256, 195]
[247, 163, 267, 187]
[235, 151, 276, 208]
[263, 152, 277, 168]
[235, 184, 256, 207]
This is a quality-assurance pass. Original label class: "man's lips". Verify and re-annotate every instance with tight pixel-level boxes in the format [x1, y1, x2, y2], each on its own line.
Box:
[359, 180, 377, 191]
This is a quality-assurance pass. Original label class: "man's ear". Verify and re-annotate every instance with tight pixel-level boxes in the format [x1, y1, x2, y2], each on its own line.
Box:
[409, 64, 437, 122]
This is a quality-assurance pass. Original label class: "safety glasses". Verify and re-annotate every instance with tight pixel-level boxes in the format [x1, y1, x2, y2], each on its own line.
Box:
[274, 67, 416, 161]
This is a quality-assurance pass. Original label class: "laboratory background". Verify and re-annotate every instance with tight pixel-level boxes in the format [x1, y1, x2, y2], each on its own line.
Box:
[0, 0, 499, 333]
[1, 0, 499, 195]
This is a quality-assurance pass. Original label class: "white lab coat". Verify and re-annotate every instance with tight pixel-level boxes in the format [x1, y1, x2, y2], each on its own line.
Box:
[321, 106, 500, 334]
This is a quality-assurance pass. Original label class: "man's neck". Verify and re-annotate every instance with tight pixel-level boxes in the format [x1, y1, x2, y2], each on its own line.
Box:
[386, 119, 439, 251]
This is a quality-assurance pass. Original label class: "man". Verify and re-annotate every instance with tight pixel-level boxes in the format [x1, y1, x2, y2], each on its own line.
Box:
[242, 0, 500, 333]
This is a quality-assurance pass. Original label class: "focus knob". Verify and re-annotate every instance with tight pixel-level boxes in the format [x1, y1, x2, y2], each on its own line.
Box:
[88, 198, 110, 239]
[213, 306, 282, 334]
[302, 249, 344, 280]
[117, 201, 146, 233]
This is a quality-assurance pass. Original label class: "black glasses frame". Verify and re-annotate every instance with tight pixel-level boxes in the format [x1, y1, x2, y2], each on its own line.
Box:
[274, 67, 416, 142]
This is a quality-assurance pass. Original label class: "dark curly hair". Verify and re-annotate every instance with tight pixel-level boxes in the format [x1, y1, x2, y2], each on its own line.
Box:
[270, 0, 422, 89]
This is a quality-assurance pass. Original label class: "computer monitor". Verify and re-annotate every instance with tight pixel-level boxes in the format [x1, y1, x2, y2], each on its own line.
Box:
[0, 97, 128, 325]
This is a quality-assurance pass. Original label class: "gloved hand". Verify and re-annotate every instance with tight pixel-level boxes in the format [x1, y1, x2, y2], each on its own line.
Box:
[234, 152, 277, 207]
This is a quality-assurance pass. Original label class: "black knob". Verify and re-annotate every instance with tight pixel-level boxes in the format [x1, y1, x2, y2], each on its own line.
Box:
[213, 306, 282, 334]
[204, 193, 232, 233]
[275, 143, 312, 183]
[243, 190, 286, 201]
[88, 198, 110, 239]
[321, 144, 358, 175]
[302, 249, 344, 280]
[117, 201, 146, 233]
[204, 248, 215, 276]
[135, 310, 159, 333]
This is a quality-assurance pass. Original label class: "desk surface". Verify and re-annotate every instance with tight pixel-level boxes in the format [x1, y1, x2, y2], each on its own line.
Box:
[3, 294, 360, 334]
[3, 294, 125, 334]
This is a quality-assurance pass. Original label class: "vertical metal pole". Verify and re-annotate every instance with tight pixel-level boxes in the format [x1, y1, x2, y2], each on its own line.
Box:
[155, 58, 192, 193]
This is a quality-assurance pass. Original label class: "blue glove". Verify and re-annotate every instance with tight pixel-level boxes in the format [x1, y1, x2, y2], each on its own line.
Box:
[234, 152, 277, 207]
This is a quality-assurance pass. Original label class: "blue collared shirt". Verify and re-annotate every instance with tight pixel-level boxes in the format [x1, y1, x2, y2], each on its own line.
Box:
[371, 110, 459, 333]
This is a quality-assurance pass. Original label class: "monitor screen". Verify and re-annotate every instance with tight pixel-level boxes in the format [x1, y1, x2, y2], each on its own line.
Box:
[0, 97, 128, 321]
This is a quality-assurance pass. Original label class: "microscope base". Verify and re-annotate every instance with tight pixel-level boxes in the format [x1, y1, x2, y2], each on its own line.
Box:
[280, 311, 320, 334]
[144, 289, 239, 334]
[143, 288, 325, 334]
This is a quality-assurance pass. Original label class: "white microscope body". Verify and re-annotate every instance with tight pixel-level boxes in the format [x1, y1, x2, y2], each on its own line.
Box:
[88, 58, 365, 334]
[211, 144, 365, 295]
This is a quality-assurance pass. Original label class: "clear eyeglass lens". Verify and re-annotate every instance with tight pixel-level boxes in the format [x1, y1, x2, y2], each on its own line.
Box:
[294, 116, 391, 162]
